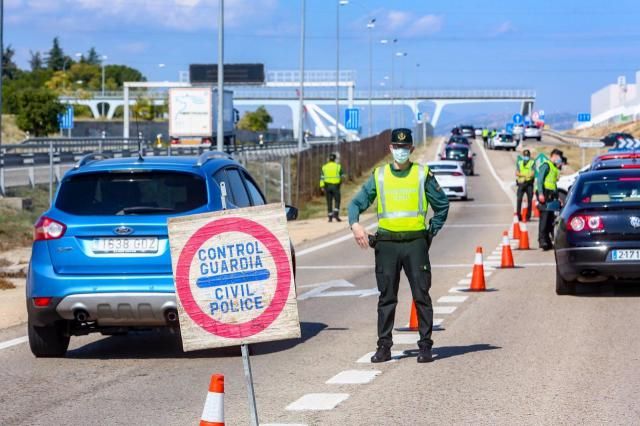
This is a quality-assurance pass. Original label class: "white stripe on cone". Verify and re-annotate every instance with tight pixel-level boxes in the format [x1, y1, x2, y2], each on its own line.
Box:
[201, 393, 224, 424]
[474, 253, 483, 264]
[519, 222, 528, 232]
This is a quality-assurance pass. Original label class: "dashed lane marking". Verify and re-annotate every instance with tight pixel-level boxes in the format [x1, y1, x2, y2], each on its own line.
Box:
[296, 223, 377, 258]
[326, 370, 381, 385]
[286, 393, 350, 411]
[357, 351, 405, 363]
[457, 278, 471, 285]
[444, 223, 511, 228]
[450, 286, 468, 293]
[0, 336, 28, 351]
[437, 295, 468, 303]
[434, 306, 457, 314]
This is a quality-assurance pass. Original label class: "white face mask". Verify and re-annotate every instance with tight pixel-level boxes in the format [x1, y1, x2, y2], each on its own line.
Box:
[392, 148, 411, 164]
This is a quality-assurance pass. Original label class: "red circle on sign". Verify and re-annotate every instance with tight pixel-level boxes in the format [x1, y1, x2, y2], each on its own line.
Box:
[175, 217, 292, 339]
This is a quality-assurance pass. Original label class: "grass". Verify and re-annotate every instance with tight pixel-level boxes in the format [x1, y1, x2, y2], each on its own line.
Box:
[523, 144, 607, 174]
[0, 185, 52, 252]
[1, 115, 27, 144]
[0, 277, 16, 290]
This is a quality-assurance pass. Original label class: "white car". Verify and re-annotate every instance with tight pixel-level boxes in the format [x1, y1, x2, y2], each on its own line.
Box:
[557, 164, 591, 195]
[474, 128, 483, 137]
[523, 125, 542, 141]
[427, 161, 468, 200]
[513, 125, 524, 136]
[489, 133, 518, 151]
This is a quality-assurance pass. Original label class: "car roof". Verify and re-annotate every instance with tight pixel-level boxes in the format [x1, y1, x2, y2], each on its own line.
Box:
[64, 155, 238, 176]
[446, 143, 469, 149]
[427, 160, 462, 168]
[577, 168, 640, 180]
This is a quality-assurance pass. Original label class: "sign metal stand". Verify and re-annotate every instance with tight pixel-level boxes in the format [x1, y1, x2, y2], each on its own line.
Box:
[241, 344, 259, 426]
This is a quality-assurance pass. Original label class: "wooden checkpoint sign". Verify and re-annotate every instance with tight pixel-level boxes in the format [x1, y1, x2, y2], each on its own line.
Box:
[168, 204, 300, 352]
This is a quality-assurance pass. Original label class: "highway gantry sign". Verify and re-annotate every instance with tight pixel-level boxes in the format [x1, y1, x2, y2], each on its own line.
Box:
[168, 204, 300, 351]
[345, 108, 360, 131]
[577, 113, 592, 122]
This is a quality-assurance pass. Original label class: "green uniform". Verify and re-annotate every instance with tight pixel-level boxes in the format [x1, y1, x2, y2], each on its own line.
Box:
[516, 159, 535, 222]
[537, 160, 560, 248]
[348, 162, 449, 349]
[320, 161, 344, 219]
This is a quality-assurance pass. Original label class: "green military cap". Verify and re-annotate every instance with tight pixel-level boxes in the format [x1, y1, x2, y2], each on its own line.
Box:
[391, 128, 413, 145]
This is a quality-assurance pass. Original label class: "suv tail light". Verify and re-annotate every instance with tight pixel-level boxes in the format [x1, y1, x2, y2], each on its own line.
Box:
[34, 216, 67, 241]
[452, 172, 464, 176]
[567, 214, 603, 232]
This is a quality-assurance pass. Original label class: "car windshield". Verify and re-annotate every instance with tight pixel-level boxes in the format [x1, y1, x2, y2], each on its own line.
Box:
[577, 177, 640, 204]
[429, 164, 458, 171]
[446, 148, 468, 159]
[500, 135, 513, 141]
[56, 171, 208, 215]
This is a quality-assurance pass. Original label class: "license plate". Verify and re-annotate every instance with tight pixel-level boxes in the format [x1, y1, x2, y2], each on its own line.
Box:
[92, 238, 159, 254]
[611, 249, 640, 261]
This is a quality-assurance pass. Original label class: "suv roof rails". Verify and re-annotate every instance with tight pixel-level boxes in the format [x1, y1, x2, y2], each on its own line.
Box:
[75, 153, 113, 168]
[196, 151, 233, 167]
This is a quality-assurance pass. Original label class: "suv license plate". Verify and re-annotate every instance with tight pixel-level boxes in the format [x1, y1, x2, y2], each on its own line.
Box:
[611, 249, 640, 261]
[93, 238, 159, 254]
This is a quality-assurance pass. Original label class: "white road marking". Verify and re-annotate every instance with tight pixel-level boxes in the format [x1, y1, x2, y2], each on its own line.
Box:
[457, 278, 471, 285]
[326, 370, 381, 385]
[297, 280, 354, 300]
[434, 306, 457, 314]
[296, 223, 377, 258]
[0, 336, 28, 351]
[450, 286, 468, 293]
[437, 295, 468, 303]
[394, 333, 420, 345]
[298, 262, 556, 271]
[434, 318, 444, 327]
[457, 203, 512, 208]
[262, 424, 307, 426]
[298, 265, 373, 270]
[286, 393, 350, 411]
[357, 351, 405, 363]
[476, 140, 517, 207]
[444, 223, 511, 228]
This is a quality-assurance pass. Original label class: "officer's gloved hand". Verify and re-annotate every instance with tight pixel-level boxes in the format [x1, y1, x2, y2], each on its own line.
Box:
[426, 232, 434, 249]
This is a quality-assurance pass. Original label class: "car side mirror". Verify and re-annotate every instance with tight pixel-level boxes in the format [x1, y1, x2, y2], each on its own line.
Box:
[285, 205, 299, 221]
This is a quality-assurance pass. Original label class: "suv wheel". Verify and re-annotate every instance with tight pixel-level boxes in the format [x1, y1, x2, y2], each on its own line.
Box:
[28, 320, 70, 357]
[555, 268, 576, 295]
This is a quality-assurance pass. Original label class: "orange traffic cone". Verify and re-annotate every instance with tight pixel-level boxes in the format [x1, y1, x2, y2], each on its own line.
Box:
[518, 222, 531, 250]
[500, 231, 515, 268]
[200, 374, 225, 426]
[532, 199, 540, 218]
[512, 213, 521, 240]
[521, 200, 529, 223]
[396, 301, 419, 331]
[469, 247, 486, 292]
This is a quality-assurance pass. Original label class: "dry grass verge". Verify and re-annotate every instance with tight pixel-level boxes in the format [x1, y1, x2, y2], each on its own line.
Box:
[0, 277, 16, 290]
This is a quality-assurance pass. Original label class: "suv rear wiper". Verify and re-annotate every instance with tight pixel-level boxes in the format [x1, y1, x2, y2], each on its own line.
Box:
[116, 206, 177, 215]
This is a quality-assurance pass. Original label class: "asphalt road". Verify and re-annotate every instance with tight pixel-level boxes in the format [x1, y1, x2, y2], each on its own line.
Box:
[2, 136, 640, 425]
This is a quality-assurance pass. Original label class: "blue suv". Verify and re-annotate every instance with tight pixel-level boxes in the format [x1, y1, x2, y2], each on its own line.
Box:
[27, 152, 297, 357]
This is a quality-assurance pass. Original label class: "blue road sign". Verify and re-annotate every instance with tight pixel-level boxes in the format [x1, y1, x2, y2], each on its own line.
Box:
[512, 113, 523, 124]
[58, 106, 74, 130]
[577, 113, 591, 122]
[506, 123, 514, 134]
[345, 108, 360, 131]
[417, 112, 423, 122]
[524, 119, 531, 126]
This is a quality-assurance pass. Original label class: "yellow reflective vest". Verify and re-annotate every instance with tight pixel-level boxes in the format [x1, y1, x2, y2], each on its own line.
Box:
[320, 161, 342, 188]
[517, 159, 535, 183]
[375, 163, 428, 232]
[543, 160, 560, 191]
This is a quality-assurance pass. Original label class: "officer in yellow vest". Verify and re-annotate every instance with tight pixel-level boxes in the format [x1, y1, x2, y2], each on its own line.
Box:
[348, 128, 449, 363]
[536, 148, 566, 250]
[516, 149, 535, 222]
[320, 153, 344, 222]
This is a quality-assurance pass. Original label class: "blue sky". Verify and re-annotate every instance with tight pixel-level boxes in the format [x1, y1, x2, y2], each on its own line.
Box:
[5, 0, 640, 130]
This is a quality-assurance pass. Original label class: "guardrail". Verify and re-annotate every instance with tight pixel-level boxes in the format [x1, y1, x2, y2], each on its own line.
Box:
[542, 129, 602, 147]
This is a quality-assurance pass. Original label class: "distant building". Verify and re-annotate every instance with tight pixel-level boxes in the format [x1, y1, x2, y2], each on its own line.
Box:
[585, 71, 640, 128]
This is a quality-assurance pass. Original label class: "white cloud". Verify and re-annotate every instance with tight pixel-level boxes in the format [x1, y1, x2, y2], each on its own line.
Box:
[491, 21, 515, 36]
[7, 0, 279, 31]
[378, 10, 444, 37]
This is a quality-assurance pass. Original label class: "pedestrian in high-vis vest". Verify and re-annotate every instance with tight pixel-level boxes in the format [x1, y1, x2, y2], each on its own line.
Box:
[516, 149, 535, 222]
[537, 148, 567, 250]
[320, 153, 344, 222]
[348, 128, 449, 363]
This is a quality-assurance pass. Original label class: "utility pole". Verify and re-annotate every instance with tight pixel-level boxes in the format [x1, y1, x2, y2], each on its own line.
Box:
[367, 18, 375, 137]
[297, 0, 306, 151]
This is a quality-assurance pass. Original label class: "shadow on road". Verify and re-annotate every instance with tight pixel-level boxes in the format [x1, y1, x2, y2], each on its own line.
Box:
[400, 343, 501, 362]
[574, 281, 640, 298]
[66, 321, 328, 360]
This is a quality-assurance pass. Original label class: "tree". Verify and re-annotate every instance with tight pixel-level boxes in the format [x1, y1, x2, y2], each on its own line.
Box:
[132, 97, 154, 121]
[29, 51, 44, 71]
[237, 106, 273, 132]
[14, 88, 65, 136]
[105, 64, 146, 87]
[46, 37, 66, 71]
[3, 45, 19, 79]
[85, 47, 101, 66]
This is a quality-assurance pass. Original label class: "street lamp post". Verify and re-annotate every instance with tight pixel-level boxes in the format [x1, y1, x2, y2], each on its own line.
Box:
[367, 18, 375, 137]
[381, 38, 397, 130]
[394, 51, 407, 128]
[216, 0, 225, 152]
[297, 0, 306, 151]
[335, 1, 347, 144]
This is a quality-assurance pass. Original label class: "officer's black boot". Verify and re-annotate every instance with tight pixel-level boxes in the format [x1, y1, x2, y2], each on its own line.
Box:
[417, 346, 433, 363]
[328, 213, 333, 223]
[333, 210, 342, 222]
[370, 346, 391, 363]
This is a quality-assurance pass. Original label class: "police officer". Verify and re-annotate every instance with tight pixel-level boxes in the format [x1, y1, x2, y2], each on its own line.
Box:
[537, 148, 566, 250]
[516, 149, 535, 222]
[348, 128, 450, 363]
[320, 153, 344, 222]
[482, 127, 489, 148]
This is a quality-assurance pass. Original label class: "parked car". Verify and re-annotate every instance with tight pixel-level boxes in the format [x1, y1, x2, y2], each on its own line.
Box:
[523, 124, 542, 141]
[447, 135, 470, 146]
[441, 143, 475, 175]
[26, 152, 298, 357]
[459, 125, 476, 140]
[427, 161, 468, 200]
[513, 125, 524, 137]
[489, 132, 518, 151]
[601, 132, 634, 147]
[591, 151, 640, 171]
[557, 164, 591, 202]
[554, 169, 640, 294]
[474, 128, 483, 137]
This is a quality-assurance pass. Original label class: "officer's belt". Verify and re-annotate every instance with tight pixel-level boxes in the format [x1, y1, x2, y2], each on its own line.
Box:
[375, 230, 428, 241]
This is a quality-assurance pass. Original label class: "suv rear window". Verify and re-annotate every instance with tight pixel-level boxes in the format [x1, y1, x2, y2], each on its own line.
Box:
[577, 177, 640, 204]
[56, 171, 208, 215]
